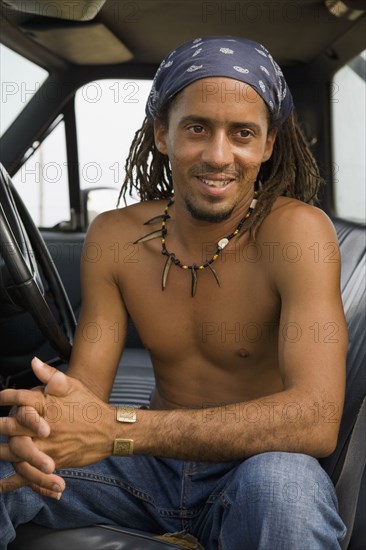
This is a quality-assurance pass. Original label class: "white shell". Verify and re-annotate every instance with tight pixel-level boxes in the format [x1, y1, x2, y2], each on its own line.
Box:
[218, 238, 229, 250]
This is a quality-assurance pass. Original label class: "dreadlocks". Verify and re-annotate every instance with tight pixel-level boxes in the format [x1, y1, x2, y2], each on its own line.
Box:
[118, 103, 323, 236]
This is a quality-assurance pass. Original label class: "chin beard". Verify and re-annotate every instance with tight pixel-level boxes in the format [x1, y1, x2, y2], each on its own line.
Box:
[185, 196, 235, 223]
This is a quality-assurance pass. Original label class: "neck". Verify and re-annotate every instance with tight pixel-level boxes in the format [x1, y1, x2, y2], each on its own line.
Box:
[168, 187, 254, 256]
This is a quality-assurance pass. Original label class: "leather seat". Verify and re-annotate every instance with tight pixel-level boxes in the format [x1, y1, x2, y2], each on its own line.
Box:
[10, 524, 186, 549]
[320, 218, 366, 549]
[8, 217, 366, 549]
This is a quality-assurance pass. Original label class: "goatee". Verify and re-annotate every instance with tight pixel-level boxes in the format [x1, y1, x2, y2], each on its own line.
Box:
[185, 196, 235, 223]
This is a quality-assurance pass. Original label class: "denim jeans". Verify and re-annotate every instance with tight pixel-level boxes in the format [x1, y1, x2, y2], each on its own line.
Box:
[0, 451, 346, 549]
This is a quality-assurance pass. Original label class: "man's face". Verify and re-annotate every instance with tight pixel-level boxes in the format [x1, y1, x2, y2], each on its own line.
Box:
[154, 77, 276, 223]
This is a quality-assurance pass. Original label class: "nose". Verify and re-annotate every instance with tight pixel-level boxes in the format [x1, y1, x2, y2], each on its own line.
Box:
[201, 130, 233, 168]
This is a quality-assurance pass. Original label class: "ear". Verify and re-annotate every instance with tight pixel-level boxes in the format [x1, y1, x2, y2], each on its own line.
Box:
[154, 119, 168, 155]
[262, 128, 277, 162]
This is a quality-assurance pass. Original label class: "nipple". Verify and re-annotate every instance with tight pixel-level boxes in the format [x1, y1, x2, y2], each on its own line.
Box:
[238, 348, 249, 358]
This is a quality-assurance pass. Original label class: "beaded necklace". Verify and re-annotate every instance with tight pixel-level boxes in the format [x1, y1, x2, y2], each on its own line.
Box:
[134, 193, 258, 297]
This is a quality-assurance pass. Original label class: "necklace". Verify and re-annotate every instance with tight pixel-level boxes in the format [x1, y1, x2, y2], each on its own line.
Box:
[134, 193, 258, 297]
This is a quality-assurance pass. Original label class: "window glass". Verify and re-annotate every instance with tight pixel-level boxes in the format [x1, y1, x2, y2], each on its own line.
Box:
[0, 44, 48, 137]
[12, 119, 70, 227]
[332, 51, 366, 222]
[75, 79, 152, 206]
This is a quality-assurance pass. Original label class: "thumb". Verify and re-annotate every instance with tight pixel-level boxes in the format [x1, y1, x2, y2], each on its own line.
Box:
[0, 472, 26, 493]
[31, 357, 70, 397]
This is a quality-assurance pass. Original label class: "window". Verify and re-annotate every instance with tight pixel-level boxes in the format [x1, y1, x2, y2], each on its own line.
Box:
[1, 44, 66, 229]
[332, 51, 366, 222]
[75, 79, 152, 207]
[0, 44, 48, 137]
[12, 118, 70, 228]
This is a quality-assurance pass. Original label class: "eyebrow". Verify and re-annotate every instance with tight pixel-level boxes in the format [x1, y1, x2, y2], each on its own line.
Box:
[178, 115, 262, 134]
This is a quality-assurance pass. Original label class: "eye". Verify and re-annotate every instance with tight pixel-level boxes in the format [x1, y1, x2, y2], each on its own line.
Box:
[236, 129, 253, 139]
[188, 125, 205, 134]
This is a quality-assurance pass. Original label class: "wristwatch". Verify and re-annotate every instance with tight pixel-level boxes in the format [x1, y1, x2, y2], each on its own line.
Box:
[112, 406, 137, 456]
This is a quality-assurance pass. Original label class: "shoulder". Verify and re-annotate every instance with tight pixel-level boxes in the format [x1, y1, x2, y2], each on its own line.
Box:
[81, 201, 167, 274]
[256, 197, 341, 294]
[258, 197, 338, 246]
[86, 200, 167, 243]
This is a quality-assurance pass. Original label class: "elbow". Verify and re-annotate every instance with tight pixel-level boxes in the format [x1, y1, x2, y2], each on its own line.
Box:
[313, 440, 338, 458]
[310, 426, 340, 458]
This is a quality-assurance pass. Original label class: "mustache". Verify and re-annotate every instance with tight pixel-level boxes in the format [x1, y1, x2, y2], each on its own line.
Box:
[189, 163, 247, 179]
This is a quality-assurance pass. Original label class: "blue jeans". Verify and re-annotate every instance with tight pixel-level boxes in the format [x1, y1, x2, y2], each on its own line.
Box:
[0, 452, 346, 549]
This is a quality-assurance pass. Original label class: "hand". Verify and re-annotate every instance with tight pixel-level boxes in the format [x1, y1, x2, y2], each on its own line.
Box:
[1, 400, 64, 499]
[0, 357, 114, 497]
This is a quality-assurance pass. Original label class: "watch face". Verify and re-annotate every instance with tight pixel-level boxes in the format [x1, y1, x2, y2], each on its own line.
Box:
[116, 407, 137, 423]
[113, 439, 134, 456]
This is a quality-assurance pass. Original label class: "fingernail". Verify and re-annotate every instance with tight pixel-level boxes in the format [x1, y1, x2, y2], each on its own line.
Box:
[32, 357, 44, 368]
[50, 492, 62, 500]
[41, 463, 52, 474]
[52, 483, 62, 492]
[38, 424, 49, 438]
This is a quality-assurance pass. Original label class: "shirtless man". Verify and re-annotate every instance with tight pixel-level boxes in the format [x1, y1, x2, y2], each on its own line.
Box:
[0, 37, 347, 548]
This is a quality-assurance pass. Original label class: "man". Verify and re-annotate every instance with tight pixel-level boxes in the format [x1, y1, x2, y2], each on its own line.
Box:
[0, 36, 347, 548]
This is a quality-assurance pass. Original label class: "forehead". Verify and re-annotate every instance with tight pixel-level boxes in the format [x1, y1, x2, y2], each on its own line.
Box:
[170, 77, 269, 119]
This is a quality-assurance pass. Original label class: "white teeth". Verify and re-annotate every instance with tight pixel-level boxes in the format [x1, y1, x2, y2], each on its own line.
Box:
[200, 177, 231, 188]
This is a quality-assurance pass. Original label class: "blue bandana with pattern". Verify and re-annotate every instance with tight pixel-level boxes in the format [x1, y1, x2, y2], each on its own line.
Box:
[146, 36, 293, 125]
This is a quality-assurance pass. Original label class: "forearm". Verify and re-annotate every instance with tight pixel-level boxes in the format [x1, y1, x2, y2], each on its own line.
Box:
[123, 390, 342, 461]
[1, 362, 341, 498]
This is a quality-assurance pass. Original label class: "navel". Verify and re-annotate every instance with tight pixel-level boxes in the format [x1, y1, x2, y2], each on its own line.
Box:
[238, 348, 250, 358]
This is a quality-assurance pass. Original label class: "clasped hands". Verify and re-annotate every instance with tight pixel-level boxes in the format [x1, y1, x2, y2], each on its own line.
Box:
[0, 357, 114, 499]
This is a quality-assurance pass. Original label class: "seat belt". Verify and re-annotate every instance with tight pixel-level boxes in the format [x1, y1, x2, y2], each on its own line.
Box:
[336, 395, 366, 549]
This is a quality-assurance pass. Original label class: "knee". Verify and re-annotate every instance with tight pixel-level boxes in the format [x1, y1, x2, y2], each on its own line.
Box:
[227, 452, 337, 511]
[217, 453, 346, 548]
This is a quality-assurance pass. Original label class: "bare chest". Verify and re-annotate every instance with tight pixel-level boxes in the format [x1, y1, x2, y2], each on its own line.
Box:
[119, 240, 280, 367]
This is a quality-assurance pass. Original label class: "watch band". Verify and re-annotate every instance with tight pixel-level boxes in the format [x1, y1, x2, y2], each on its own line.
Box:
[113, 407, 136, 456]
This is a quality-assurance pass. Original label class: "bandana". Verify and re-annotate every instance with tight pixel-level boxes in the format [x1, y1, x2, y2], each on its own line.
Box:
[146, 36, 293, 125]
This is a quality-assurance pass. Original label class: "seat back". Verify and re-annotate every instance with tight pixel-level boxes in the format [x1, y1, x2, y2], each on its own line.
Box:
[320, 218, 366, 549]
[320, 218, 366, 481]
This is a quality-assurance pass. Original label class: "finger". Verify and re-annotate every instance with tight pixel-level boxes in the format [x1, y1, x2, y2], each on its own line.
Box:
[8, 405, 18, 418]
[0, 416, 42, 438]
[0, 388, 44, 412]
[14, 461, 65, 493]
[32, 357, 70, 397]
[16, 406, 50, 438]
[9, 436, 55, 474]
[0, 442, 23, 463]
[29, 482, 63, 500]
[0, 472, 63, 500]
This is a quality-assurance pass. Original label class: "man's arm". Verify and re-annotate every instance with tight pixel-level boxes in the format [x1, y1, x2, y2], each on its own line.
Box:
[0, 211, 130, 494]
[67, 210, 130, 400]
[123, 207, 347, 460]
[113, 204, 348, 460]
[1, 205, 347, 485]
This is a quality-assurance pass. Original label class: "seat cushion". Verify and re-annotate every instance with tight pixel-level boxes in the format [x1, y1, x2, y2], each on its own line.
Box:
[9, 524, 186, 549]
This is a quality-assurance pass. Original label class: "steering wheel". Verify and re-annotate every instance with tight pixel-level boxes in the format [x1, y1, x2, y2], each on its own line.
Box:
[0, 163, 75, 360]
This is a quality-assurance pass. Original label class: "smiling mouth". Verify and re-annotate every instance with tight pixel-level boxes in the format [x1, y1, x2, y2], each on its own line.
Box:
[198, 176, 234, 188]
